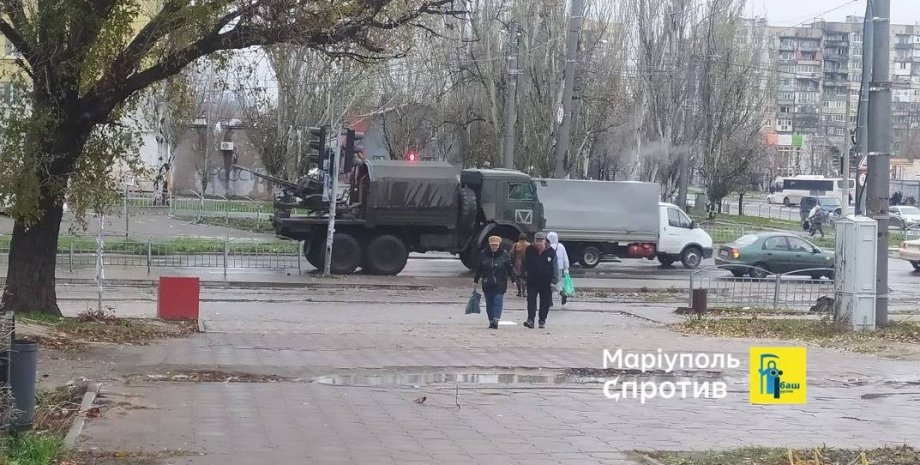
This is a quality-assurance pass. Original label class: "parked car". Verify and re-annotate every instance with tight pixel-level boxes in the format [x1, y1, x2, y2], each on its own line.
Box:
[766, 192, 786, 205]
[715, 232, 835, 279]
[799, 196, 843, 222]
[898, 238, 920, 272]
[889, 206, 920, 231]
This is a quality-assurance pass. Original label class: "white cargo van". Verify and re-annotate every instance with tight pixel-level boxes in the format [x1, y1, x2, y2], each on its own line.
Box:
[535, 179, 713, 269]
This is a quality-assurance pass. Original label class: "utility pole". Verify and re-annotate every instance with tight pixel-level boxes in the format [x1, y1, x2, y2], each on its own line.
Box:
[323, 124, 341, 277]
[501, 22, 521, 170]
[866, 0, 891, 327]
[678, 60, 696, 210]
[553, 0, 584, 178]
[855, 5, 873, 215]
[841, 85, 852, 211]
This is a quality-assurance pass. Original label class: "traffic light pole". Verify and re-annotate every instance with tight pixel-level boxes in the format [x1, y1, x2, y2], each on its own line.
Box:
[323, 125, 342, 277]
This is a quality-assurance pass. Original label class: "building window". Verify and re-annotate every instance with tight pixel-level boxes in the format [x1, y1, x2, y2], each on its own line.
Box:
[780, 52, 794, 60]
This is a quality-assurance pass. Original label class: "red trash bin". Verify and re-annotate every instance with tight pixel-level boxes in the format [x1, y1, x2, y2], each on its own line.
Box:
[157, 276, 200, 320]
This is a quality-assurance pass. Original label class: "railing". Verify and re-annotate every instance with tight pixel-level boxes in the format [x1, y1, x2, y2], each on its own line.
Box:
[689, 265, 835, 311]
[0, 235, 306, 276]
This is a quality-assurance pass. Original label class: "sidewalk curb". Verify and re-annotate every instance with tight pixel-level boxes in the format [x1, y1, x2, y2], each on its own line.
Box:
[63, 382, 102, 449]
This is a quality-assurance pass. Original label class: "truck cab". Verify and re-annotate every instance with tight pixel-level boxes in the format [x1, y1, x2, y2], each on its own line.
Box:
[656, 202, 714, 268]
[457, 169, 545, 267]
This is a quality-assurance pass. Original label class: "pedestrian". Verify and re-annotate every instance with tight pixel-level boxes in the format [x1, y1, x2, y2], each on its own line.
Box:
[546, 232, 570, 305]
[510, 233, 531, 297]
[807, 204, 826, 238]
[522, 232, 558, 329]
[473, 236, 515, 329]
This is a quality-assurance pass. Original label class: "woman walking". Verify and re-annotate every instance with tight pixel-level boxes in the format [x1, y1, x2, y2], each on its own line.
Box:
[510, 233, 531, 297]
[473, 236, 515, 329]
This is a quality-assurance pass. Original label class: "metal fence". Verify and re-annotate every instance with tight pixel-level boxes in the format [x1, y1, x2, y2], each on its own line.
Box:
[0, 235, 306, 275]
[689, 265, 834, 311]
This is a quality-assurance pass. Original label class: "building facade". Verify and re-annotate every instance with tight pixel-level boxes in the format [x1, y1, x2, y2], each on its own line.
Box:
[762, 16, 920, 177]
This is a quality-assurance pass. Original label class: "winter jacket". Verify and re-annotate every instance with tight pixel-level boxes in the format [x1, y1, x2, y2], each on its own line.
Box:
[523, 244, 558, 288]
[510, 239, 531, 277]
[547, 232, 570, 279]
[474, 248, 514, 294]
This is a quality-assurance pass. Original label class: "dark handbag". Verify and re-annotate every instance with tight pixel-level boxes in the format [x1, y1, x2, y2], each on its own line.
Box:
[465, 290, 482, 314]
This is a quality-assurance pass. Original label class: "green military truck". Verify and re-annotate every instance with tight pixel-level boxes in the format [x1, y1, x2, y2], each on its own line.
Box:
[270, 159, 545, 275]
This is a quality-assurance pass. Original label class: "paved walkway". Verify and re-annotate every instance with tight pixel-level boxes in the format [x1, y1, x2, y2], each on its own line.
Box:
[59, 287, 920, 464]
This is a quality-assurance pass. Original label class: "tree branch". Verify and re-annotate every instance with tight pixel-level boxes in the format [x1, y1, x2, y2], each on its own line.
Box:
[82, 0, 459, 122]
[0, 17, 33, 66]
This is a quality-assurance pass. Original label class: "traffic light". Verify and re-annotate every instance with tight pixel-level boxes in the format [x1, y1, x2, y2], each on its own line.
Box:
[343, 128, 364, 174]
[307, 126, 328, 166]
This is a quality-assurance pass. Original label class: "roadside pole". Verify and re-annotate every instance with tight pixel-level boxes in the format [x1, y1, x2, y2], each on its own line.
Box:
[867, 0, 891, 326]
[842, 90, 852, 212]
[323, 125, 342, 277]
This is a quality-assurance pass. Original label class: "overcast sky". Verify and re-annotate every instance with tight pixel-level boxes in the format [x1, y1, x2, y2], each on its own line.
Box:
[748, 0, 920, 26]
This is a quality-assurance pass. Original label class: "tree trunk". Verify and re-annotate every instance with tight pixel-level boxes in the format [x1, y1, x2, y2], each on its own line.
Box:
[1, 200, 65, 316]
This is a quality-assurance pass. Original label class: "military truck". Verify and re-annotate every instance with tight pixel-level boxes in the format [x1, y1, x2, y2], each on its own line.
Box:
[265, 159, 545, 275]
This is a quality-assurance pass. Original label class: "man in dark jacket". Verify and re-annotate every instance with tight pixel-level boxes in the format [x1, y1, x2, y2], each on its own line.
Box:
[474, 236, 515, 329]
[522, 232, 558, 329]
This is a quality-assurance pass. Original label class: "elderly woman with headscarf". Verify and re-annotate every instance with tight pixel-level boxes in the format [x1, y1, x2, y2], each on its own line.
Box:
[546, 232, 571, 305]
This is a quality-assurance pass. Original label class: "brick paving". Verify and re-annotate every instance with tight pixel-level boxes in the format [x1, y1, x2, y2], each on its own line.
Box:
[69, 289, 920, 464]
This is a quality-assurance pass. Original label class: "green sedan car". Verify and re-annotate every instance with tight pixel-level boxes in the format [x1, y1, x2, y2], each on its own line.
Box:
[715, 232, 835, 279]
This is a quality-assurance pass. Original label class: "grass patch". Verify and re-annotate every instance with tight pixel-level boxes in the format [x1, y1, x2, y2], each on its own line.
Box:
[18, 309, 199, 351]
[0, 236, 298, 256]
[644, 445, 919, 465]
[174, 215, 276, 234]
[672, 317, 920, 354]
[0, 433, 64, 465]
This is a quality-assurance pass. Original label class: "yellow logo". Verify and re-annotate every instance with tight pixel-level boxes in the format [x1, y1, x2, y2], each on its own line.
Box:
[749, 347, 806, 404]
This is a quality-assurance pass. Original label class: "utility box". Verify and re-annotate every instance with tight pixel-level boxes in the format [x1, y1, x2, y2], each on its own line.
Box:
[834, 216, 877, 330]
[157, 276, 200, 320]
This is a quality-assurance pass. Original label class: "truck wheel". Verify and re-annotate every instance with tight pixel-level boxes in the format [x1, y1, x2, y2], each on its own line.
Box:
[305, 239, 325, 270]
[579, 245, 601, 268]
[658, 255, 675, 267]
[460, 245, 478, 271]
[363, 235, 409, 275]
[316, 233, 360, 274]
[912, 261, 920, 272]
[458, 187, 477, 233]
[680, 246, 703, 269]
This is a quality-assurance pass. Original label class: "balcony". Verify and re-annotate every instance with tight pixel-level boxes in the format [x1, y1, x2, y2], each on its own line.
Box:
[824, 39, 849, 48]
[824, 53, 849, 61]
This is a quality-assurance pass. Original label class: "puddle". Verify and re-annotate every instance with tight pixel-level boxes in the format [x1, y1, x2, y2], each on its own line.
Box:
[313, 367, 728, 387]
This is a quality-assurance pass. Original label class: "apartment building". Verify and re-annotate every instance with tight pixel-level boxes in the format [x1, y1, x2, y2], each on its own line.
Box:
[762, 16, 920, 176]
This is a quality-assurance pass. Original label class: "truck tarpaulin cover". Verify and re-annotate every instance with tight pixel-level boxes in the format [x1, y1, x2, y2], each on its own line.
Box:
[535, 179, 659, 242]
[365, 160, 459, 226]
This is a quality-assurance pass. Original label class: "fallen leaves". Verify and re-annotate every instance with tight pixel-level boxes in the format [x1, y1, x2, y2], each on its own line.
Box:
[19, 314, 199, 351]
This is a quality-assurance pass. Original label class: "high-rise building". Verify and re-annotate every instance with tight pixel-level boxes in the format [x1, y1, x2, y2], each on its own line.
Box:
[761, 16, 920, 176]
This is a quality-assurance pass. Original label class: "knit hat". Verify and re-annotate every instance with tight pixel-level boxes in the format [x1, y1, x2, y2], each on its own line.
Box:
[534, 232, 547, 240]
[488, 236, 502, 245]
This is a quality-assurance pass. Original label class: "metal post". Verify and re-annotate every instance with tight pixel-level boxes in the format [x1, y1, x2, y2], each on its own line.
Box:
[552, 0, 584, 178]
[688, 272, 694, 308]
[856, 4, 873, 215]
[123, 181, 129, 238]
[68, 240, 73, 273]
[95, 215, 104, 314]
[225, 199, 230, 224]
[867, 0, 890, 327]
[223, 240, 228, 278]
[298, 241, 303, 275]
[842, 84, 852, 212]
[324, 125, 342, 276]
[146, 238, 152, 275]
[501, 22, 520, 170]
[773, 274, 781, 310]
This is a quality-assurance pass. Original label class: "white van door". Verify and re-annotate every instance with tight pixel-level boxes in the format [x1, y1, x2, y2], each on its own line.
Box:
[659, 206, 693, 254]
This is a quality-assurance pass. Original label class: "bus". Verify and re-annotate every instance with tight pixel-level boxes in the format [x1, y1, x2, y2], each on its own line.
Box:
[777, 176, 855, 206]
